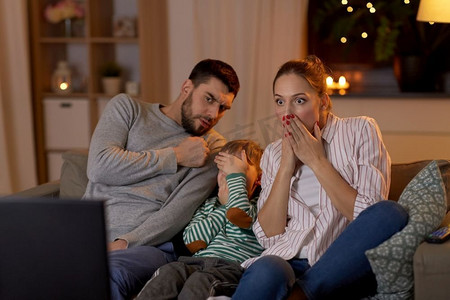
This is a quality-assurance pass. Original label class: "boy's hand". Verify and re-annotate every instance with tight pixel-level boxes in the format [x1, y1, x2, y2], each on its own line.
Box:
[214, 150, 248, 175]
[215, 151, 248, 205]
[217, 173, 229, 205]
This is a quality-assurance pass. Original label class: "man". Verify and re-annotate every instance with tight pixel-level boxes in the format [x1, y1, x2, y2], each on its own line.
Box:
[82, 59, 240, 300]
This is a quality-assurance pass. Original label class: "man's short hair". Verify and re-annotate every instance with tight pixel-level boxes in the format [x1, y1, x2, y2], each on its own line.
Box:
[188, 59, 240, 98]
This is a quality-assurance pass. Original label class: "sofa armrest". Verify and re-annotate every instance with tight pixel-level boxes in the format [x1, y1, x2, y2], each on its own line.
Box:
[7, 180, 61, 198]
[414, 240, 450, 300]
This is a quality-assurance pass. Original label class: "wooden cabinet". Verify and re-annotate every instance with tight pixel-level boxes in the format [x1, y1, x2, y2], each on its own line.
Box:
[43, 97, 90, 180]
[28, 0, 169, 183]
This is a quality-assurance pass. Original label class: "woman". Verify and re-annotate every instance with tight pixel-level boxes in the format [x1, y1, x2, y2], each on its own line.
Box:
[232, 56, 408, 300]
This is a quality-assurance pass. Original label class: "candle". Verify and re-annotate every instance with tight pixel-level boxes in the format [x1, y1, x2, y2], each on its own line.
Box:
[326, 76, 334, 88]
[338, 76, 346, 87]
[326, 75, 350, 95]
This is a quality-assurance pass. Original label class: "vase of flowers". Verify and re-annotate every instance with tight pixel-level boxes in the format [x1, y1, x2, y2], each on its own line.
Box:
[44, 0, 85, 37]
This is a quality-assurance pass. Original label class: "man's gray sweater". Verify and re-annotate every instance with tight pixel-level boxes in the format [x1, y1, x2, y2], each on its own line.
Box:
[83, 94, 225, 247]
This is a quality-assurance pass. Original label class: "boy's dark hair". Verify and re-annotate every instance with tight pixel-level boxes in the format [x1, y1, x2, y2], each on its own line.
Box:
[189, 59, 240, 98]
[221, 139, 263, 176]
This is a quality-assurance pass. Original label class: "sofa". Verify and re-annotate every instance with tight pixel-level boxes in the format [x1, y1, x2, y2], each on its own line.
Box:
[9, 150, 450, 300]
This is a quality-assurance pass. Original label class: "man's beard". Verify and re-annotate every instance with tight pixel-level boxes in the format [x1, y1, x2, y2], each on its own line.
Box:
[181, 92, 212, 136]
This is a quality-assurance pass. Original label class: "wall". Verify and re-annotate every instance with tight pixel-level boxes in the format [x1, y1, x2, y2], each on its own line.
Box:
[0, 0, 37, 194]
[332, 96, 450, 163]
[165, 0, 308, 148]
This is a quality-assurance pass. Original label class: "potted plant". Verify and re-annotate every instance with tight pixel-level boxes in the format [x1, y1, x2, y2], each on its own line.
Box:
[100, 62, 122, 95]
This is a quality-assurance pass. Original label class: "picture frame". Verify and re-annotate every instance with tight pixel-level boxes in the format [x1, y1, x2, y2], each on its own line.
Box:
[113, 17, 136, 38]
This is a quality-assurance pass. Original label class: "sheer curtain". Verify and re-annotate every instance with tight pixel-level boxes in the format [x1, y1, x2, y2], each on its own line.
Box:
[167, 0, 309, 148]
[0, 0, 37, 194]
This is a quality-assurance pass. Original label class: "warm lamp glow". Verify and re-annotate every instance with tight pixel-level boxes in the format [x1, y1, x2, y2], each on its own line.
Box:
[51, 61, 72, 94]
[417, 0, 450, 23]
[59, 82, 69, 90]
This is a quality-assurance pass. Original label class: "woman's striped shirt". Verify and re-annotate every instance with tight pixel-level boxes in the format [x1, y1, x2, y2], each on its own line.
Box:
[242, 113, 391, 268]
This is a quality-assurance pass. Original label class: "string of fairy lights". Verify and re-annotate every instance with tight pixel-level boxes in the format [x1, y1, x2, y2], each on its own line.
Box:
[337, 0, 433, 45]
[327, 0, 413, 95]
[324, 0, 443, 94]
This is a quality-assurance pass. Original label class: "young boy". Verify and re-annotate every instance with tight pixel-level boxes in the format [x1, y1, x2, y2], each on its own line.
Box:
[135, 140, 265, 300]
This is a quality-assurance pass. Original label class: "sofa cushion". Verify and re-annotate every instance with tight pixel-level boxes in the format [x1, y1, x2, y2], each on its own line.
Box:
[365, 160, 447, 299]
[60, 150, 89, 199]
[390, 160, 450, 211]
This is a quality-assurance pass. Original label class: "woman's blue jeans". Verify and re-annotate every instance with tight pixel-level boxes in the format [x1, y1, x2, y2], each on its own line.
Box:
[232, 200, 408, 300]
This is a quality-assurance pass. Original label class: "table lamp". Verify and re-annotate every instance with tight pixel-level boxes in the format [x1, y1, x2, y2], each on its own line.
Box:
[417, 0, 450, 93]
[417, 0, 450, 23]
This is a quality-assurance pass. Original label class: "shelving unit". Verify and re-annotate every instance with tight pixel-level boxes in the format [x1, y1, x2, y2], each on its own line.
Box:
[29, 0, 145, 183]
[29, 0, 170, 183]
